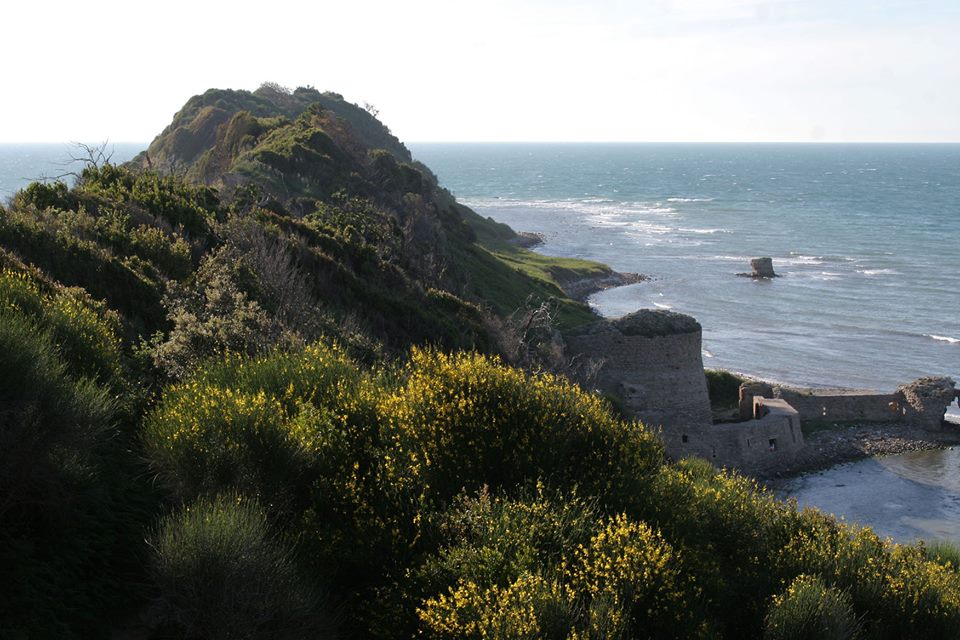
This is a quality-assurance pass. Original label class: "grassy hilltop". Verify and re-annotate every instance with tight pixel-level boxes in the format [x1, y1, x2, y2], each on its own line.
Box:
[2, 84, 960, 639]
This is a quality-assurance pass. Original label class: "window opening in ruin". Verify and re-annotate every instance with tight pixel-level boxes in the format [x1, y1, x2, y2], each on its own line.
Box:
[768, 438, 777, 452]
[712, 446, 716, 458]
[746, 438, 751, 448]
[682, 434, 689, 443]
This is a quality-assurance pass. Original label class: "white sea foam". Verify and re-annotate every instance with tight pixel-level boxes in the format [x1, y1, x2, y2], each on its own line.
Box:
[679, 227, 728, 234]
[653, 302, 673, 309]
[667, 197, 714, 203]
[857, 268, 900, 276]
[780, 255, 825, 266]
[928, 335, 960, 345]
[702, 348, 715, 358]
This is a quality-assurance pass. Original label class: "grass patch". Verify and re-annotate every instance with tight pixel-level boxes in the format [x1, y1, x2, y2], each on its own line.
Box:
[454, 237, 605, 330]
[706, 369, 745, 410]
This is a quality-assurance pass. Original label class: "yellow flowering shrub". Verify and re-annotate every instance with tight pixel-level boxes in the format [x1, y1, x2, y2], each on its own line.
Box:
[379, 348, 663, 509]
[779, 509, 960, 638]
[420, 487, 597, 593]
[567, 514, 695, 638]
[0, 268, 122, 381]
[419, 573, 569, 640]
[143, 340, 395, 594]
[145, 384, 319, 504]
[419, 491, 701, 639]
[638, 457, 798, 634]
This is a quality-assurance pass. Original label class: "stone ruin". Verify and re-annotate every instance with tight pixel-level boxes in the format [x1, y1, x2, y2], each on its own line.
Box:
[564, 310, 712, 431]
[739, 376, 958, 432]
[564, 308, 959, 475]
[564, 309, 805, 472]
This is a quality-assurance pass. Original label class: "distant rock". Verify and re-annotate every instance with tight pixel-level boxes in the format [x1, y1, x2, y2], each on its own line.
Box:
[737, 257, 778, 278]
[510, 231, 545, 248]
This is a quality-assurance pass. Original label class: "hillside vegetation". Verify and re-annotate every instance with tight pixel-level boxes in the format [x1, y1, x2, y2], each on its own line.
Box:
[2, 84, 960, 639]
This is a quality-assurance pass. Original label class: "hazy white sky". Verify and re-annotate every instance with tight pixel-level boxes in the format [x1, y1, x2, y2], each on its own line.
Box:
[2, 0, 958, 143]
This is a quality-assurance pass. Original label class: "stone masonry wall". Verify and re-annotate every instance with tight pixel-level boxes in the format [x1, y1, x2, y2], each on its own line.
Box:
[564, 310, 713, 432]
[661, 398, 805, 471]
[740, 376, 957, 431]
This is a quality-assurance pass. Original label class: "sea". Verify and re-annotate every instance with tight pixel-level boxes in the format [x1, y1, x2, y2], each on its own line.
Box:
[410, 143, 959, 402]
[0, 143, 145, 201]
[3, 141, 959, 541]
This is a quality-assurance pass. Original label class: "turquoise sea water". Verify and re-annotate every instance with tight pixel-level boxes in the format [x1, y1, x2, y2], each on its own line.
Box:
[411, 143, 960, 404]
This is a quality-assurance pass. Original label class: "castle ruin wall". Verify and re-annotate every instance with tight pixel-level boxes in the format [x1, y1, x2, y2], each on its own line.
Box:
[564, 310, 713, 432]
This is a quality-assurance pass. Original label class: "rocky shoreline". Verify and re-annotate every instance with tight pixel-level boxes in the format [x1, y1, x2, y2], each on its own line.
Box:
[756, 418, 960, 485]
[560, 270, 649, 303]
[510, 231, 546, 248]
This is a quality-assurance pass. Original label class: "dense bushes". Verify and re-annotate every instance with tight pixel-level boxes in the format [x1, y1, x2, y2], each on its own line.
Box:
[778, 510, 960, 638]
[144, 344, 375, 511]
[135, 342, 960, 638]
[764, 574, 860, 640]
[5, 89, 960, 638]
[0, 267, 151, 638]
[636, 457, 800, 634]
[380, 349, 664, 510]
[148, 495, 324, 639]
[417, 491, 701, 639]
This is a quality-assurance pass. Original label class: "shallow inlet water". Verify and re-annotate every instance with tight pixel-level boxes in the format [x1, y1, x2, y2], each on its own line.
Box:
[775, 446, 960, 543]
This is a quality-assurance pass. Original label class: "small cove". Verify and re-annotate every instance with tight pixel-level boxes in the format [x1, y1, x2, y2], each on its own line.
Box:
[775, 447, 960, 543]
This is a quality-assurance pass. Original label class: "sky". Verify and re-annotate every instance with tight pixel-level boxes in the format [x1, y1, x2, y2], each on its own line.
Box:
[2, 0, 958, 143]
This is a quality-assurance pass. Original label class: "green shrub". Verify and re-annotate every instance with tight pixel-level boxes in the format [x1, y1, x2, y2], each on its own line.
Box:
[0, 268, 122, 382]
[0, 299, 141, 639]
[636, 458, 798, 635]
[705, 369, 744, 410]
[148, 495, 323, 639]
[566, 514, 696, 638]
[0, 309, 114, 512]
[129, 224, 192, 279]
[764, 574, 860, 640]
[379, 348, 663, 510]
[152, 249, 278, 379]
[924, 540, 960, 572]
[0, 206, 167, 332]
[12, 179, 74, 211]
[421, 486, 597, 591]
[79, 164, 218, 238]
[779, 510, 960, 638]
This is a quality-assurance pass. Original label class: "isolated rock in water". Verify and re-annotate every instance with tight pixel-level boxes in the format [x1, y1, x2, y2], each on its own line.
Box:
[737, 256, 778, 278]
[750, 257, 777, 277]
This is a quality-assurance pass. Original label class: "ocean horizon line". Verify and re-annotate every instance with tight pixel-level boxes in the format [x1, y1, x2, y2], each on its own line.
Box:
[409, 140, 960, 146]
